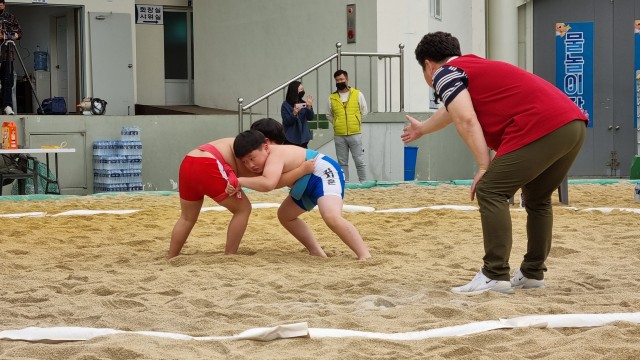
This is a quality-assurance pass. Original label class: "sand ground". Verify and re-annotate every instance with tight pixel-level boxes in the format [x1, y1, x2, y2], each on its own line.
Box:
[1, 182, 639, 359]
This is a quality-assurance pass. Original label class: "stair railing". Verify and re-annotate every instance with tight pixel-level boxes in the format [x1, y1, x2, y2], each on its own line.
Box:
[237, 42, 404, 133]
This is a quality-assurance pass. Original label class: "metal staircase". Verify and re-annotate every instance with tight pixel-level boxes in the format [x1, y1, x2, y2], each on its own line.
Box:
[237, 42, 406, 134]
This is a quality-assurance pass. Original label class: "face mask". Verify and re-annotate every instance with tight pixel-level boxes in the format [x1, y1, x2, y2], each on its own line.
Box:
[336, 82, 347, 91]
[298, 91, 305, 99]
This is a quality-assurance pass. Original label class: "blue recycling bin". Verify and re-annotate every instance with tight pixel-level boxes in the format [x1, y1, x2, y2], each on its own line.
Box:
[404, 146, 419, 181]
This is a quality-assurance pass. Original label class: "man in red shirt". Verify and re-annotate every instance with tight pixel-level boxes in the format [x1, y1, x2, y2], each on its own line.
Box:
[402, 31, 587, 295]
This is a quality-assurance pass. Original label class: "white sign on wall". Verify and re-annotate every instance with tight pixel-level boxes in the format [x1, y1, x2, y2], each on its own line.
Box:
[135, 5, 163, 25]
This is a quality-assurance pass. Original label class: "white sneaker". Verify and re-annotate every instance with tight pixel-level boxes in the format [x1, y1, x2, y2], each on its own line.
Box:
[510, 268, 545, 289]
[3, 106, 14, 115]
[451, 270, 514, 295]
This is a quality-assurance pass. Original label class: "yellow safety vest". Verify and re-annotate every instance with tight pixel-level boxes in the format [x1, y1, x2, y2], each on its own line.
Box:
[330, 88, 362, 135]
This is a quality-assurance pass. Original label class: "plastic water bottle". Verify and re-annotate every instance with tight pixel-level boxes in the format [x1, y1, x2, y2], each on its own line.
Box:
[635, 182, 640, 202]
[121, 126, 141, 141]
[121, 127, 128, 140]
[34, 46, 48, 71]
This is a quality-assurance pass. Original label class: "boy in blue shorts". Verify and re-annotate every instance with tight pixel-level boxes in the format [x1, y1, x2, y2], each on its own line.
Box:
[231, 129, 371, 260]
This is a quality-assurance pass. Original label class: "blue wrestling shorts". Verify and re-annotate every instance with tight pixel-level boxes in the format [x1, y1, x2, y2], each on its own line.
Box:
[290, 150, 345, 211]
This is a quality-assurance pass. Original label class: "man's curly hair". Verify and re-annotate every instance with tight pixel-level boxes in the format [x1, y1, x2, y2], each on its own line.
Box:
[414, 32, 462, 69]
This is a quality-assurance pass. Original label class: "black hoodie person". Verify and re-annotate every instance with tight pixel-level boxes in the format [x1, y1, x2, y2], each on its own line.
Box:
[0, 0, 22, 115]
[281, 80, 314, 148]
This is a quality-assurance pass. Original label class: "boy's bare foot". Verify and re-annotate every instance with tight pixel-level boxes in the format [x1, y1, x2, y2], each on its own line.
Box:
[310, 251, 328, 257]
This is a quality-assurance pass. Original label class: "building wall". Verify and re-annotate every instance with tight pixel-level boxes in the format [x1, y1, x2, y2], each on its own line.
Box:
[375, 0, 483, 179]
[375, 0, 426, 113]
[375, 0, 482, 113]
[531, 0, 639, 175]
[135, 23, 165, 105]
[191, 0, 485, 114]
[5, 0, 501, 190]
[188, 0, 484, 181]
[3, 113, 410, 196]
[9, 114, 239, 195]
[192, 0, 379, 112]
[134, 0, 189, 105]
[12, 0, 487, 116]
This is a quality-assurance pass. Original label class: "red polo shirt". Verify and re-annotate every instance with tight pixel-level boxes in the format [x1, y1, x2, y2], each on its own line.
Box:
[434, 54, 588, 158]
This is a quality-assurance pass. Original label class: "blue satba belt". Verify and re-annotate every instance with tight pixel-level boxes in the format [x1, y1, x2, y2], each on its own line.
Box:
[289, 149, 319, 209]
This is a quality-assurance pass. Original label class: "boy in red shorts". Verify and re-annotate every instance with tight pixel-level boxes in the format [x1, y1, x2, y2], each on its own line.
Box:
[168, 118, 313, 259]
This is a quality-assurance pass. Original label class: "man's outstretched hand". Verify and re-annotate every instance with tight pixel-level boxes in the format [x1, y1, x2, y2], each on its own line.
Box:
[401, 115, 423, 143]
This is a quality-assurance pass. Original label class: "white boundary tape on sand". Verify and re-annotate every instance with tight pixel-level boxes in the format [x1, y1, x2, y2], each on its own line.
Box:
[51, 210, 140, 216]
[1, 312, 639, 343]
[374, 205, 478, 213]
[579, 207, 640, 214]
[0, 210, 140, 218]
[2, 203, 638, 218]
[0, 212, 47, 218]
[201, 204, 377, 213]
[201, 203, 282, 212]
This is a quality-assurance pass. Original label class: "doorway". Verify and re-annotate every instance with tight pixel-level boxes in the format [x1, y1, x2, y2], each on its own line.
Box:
[163, 9, 193, 105]
[534, 0, 639, 177]
[11, 4, 81, 114]
[53, 16, 69, 104]
[89, 12, 135, 115]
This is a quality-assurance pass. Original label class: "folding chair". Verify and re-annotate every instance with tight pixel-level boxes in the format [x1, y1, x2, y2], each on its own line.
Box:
[0, 153, 39, 195]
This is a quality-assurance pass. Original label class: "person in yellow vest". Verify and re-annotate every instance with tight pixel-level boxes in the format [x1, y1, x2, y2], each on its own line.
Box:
[326, 70, 368, 183]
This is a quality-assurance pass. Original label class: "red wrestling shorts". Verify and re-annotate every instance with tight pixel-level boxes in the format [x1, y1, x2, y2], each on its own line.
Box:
[178, 155, 237, 202]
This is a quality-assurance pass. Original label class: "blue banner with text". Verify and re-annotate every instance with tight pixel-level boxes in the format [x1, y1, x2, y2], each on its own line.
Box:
[555, 22, 593, 128]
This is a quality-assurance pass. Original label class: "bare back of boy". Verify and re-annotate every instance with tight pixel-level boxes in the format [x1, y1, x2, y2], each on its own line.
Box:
[236, 144, 309, 191]
[262, 144, 308, 180]
[187, 138, 256, 177]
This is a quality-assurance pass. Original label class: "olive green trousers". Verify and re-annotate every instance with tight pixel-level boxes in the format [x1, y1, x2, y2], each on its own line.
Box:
[476, 120, 586, 281]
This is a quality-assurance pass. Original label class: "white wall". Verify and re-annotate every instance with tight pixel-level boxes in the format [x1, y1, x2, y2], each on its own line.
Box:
[193, 0, 379, 113]
[135, 22, 165, 105]
[375, 0, 429, 113]
[373, 0, 484, 180]
[471, 0, 488, 58]
[424, 0, 477, 111]
[375, 0, 483, 113]
[9, 0, 488, 116]
[488, 0, 519, 64]
[134, 0, 189, 105]
[192, 0, 484, 114]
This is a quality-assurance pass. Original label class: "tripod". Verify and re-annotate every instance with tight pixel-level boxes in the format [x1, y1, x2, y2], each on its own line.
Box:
[1, 39, 43, 114]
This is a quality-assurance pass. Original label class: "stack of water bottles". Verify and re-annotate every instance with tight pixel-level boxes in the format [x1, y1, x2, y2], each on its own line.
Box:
[93, 126, 143, 193]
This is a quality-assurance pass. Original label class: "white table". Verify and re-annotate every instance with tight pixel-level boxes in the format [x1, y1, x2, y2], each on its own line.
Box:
[0, 148, 76, 194]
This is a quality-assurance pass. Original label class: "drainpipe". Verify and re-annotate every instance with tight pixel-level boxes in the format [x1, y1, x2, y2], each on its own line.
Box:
[237, 98, 243, 133]
[399, 43, 405, 112]
[487, 0, 519, 65]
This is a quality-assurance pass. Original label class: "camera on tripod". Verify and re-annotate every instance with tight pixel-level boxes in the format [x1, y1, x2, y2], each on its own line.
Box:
[0, 16, 44, 115]
[0, 17, 16, 41]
